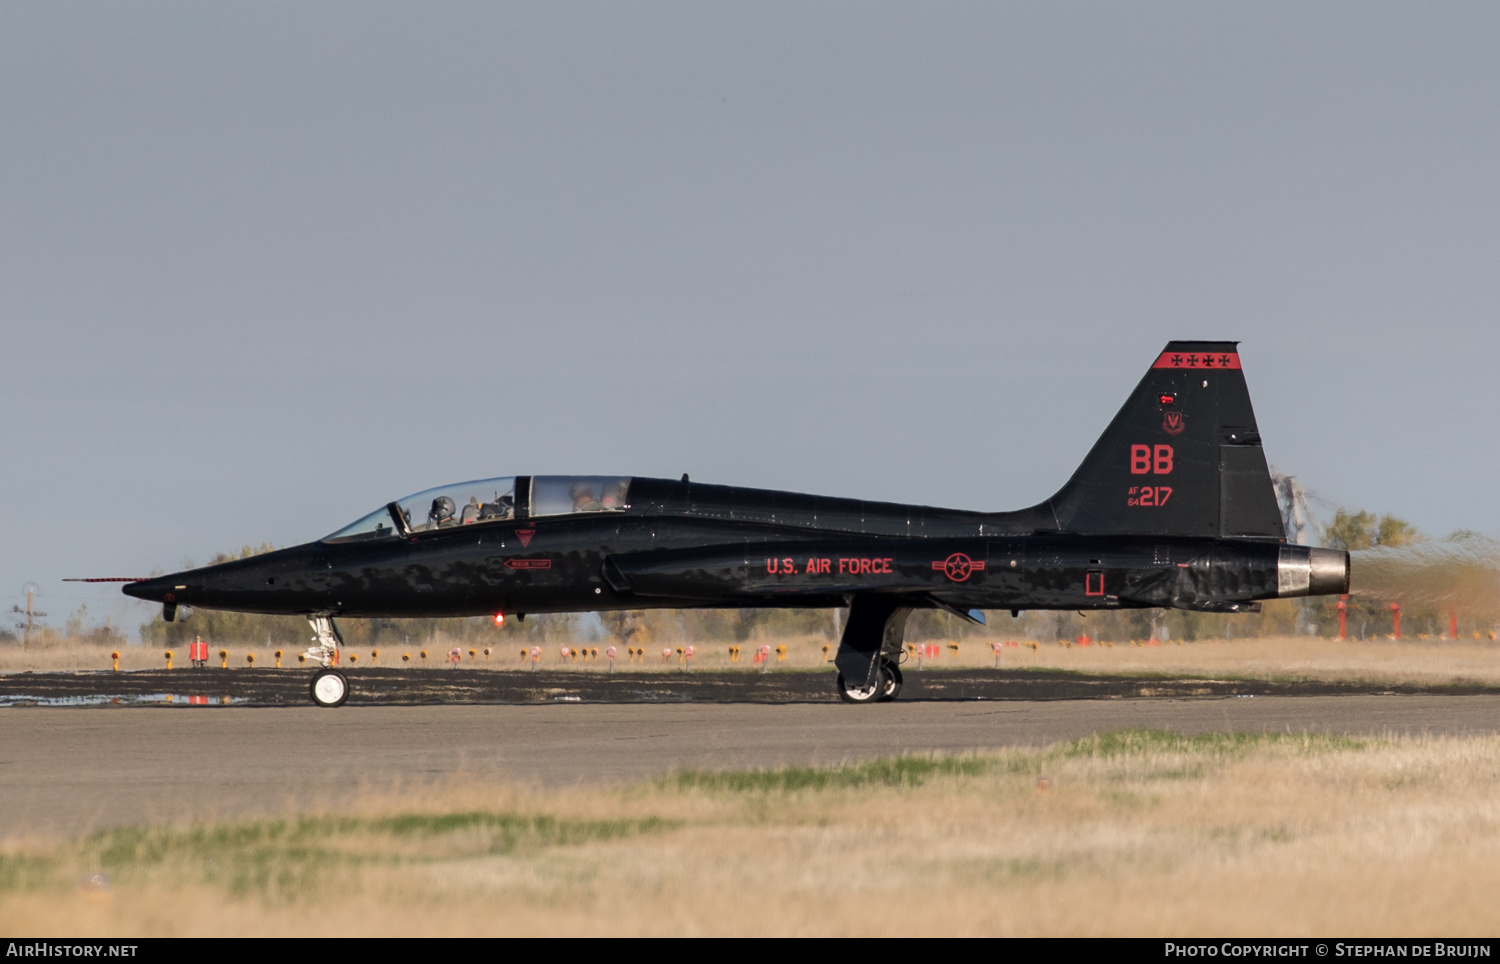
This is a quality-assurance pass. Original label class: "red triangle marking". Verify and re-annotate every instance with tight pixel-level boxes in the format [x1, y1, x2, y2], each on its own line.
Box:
[516, 529, 535, 547]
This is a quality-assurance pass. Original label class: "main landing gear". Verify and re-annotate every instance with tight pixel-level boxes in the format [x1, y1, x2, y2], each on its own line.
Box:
[835, 657, 904, 704]
[305, 615, 349, 708]
[833, 598, 912, 704]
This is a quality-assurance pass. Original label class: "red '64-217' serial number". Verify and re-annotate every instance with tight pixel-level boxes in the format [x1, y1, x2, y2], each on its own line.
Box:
[1127, 486, 1173, 507]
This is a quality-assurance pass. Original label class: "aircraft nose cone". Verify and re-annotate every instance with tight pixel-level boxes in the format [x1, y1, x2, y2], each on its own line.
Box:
[122, 577, 175, 603]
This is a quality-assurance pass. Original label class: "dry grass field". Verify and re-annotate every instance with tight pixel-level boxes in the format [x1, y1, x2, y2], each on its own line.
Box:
[8, 633, 1500, 686]
[8, 628, 1499, 935]
[4, 730, 1500, 937]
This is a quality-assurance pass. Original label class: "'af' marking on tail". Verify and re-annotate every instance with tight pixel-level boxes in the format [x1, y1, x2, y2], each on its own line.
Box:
[1127, 486, 1173, 507]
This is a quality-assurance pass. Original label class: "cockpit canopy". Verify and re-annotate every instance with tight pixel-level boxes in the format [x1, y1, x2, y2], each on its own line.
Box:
[322, 476, 632, 543]
[531, 476, 630, 517]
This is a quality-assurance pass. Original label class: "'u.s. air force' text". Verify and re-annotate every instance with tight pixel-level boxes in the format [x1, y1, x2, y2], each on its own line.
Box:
[765, 557, 893, 575]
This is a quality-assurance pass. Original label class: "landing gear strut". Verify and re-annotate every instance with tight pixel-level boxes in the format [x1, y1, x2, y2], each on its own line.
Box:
[833, 598, 911, 704]
[305, 615, 348, 708]
[303, 614, 343, 668]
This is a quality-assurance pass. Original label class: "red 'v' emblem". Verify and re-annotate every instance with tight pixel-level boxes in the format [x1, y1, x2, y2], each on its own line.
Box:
[1162, 411, 1186, 436]
[516, 529, 535, 547]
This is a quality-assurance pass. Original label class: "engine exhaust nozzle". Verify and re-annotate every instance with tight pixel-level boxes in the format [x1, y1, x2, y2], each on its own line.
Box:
[1277, 546, 1351, 598]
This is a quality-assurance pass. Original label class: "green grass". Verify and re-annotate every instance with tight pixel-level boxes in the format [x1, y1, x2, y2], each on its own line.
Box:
[368, 811, 674, 844]
[663, 729, 1368, 796]
[0, 729, 1373, 906]
[1055, 728, 1365, 759]
[0, 852, 58, 891]
[664, 753, 1017, 793]
[1, 811, 678, 901]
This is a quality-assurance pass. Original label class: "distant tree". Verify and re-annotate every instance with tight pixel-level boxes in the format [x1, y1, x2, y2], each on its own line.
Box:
[1323, 510, 1375, 550]
[1323, 509, 1422, 550]
[1310, 508, 1428, 638]
[63, 603, 128, 647]
[1376, 516, 1422, 548]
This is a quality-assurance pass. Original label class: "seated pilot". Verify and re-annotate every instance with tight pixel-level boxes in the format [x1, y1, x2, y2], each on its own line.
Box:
[428, 495, 458, 528]
[600, 480, 626, 510]
[571, 482, 603, 512]
[479, 494, 514, 521]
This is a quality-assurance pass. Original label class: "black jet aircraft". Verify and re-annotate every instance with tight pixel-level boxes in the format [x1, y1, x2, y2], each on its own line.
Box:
[119, 341, 1348, 707]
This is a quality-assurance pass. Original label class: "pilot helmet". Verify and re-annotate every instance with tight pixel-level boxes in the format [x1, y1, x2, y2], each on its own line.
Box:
[430, 495, 456, 522]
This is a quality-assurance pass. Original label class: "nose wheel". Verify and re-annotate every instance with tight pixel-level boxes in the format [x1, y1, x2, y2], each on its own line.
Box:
[310, 668, 349, 707]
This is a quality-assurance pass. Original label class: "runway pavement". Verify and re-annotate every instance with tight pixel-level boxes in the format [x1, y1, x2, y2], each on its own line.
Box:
[5, 695, 1500, 839]
[6, 666, 1493, 706]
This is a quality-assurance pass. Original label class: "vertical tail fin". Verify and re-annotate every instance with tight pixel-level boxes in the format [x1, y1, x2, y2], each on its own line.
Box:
[1042, 341, 1285, 540]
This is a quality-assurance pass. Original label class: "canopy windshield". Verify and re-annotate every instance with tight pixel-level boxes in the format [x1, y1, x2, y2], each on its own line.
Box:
[323, 477, 517, 543]
[530, 476, 631, 517]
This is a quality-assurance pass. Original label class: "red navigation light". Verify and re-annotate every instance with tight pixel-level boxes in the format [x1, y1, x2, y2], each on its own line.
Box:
[493, 613, 506, 627]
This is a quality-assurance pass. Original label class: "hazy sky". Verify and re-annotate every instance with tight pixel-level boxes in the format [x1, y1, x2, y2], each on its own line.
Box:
[3, 3, 1498, 634]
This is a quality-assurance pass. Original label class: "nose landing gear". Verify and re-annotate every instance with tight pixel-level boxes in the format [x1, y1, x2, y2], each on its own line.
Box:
[303, 614, 344, 668]
[310, 668, 349, 707]
[305, 615, 349, 707]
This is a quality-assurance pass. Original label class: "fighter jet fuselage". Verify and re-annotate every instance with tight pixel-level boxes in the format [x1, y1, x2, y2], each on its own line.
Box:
[120, 341, 1350, 705]
[126, 484, 1342, 620]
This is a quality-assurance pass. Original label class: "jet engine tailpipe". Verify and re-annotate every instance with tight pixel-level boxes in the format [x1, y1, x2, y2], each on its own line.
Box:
[1276, 546, 1350, 598]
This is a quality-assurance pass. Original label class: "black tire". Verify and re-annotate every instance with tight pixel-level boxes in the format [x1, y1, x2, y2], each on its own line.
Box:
[836, 666, 886, 704]
[877, 661, 904, 702]
[310, 668, 349, 708]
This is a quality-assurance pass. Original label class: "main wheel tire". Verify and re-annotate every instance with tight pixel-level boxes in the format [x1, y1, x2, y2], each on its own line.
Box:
[877, 662, 904, 702]
[310, 668, 349, 708]
[836, 667, 886, 704]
